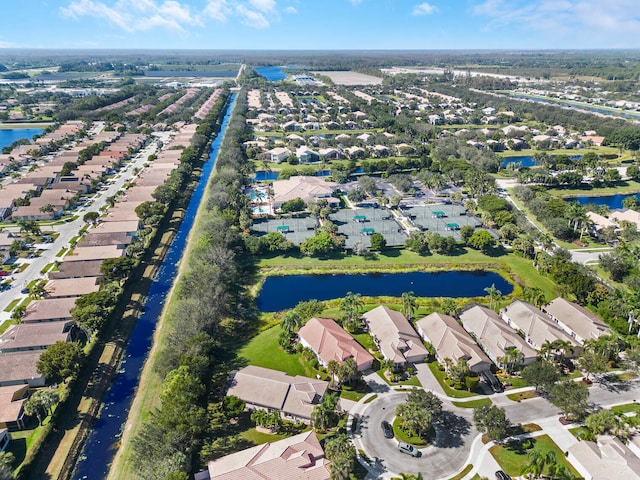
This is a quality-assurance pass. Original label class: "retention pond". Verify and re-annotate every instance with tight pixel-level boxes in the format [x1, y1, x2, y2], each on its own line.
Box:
[257, 270, 513, 312]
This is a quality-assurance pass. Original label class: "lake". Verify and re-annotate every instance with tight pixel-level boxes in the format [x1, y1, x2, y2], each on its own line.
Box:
[254, 67, 287, 81]
[575, 193, 640, 209]
[501, 156, 537, 168]
[257, 271, 513, 312]
[0, 128, 42, 150]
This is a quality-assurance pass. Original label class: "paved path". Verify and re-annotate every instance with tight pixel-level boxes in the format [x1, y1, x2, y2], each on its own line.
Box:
[350, 364, 640, 479]
[571, 247, 612, 265]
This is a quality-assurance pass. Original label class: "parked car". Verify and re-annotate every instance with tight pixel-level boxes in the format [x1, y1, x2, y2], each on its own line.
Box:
[381, 420, 393, 439]
[495, 470, 511, 480]
[0, 271, 9, 277]
[398, 442, 421, 457]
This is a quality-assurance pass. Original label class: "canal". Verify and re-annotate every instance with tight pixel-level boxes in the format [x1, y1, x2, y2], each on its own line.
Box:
[72, 93, 237, 479]
[257, 271, 513, 312]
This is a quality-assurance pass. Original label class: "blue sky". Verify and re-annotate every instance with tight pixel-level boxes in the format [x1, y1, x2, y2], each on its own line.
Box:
[2, 0, 640, 50]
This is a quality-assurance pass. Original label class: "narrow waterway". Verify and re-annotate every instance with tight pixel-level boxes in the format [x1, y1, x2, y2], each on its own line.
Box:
[72, 93, 237, 480]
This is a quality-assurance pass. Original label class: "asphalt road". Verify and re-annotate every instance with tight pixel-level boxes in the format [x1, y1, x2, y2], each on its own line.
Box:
[356, 392, 477, 478]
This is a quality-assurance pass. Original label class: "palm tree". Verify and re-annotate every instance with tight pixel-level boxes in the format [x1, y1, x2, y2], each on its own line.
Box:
[10, 305, 26, 322]
[327, 360, 340, 387]
[29, 282, 46, 300]
[442, 298, 458, 315]
[484, 283, 502, 310]
[553, 339, 574, 365]
[401, 291, 418, 321]
[340, 292, 364, 332]
[281, 310, 302, 335]
[540, 340, 555, 361]
[524, 286, 546, 308]
[504, 346, 523, 374]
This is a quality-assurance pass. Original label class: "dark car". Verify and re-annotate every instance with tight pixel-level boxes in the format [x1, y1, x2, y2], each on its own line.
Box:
[495, 470, 511, 480]
[381, 420, 393, 439]
[0, 271, 8, 277]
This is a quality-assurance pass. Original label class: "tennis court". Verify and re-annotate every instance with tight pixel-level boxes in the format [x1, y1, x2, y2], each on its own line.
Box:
[400, 205, 482, 240]
[329, 208, 407, 248]
[251, 217, 318, 245]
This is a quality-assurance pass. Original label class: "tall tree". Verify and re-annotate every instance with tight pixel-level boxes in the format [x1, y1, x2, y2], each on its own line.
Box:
[401, 291, 418, 320]
[339, 292, 364, 332]
[484, 283, 502, 309]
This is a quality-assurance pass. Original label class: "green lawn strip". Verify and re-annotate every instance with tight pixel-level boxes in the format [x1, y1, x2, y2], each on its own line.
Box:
[569, 426, 590, 439]
[449, 464, 473, 480]
[452, 398, 492, 408]
[549, 180, 640, 198]
[506, 390, 538, 402]
[340, 382, 372, 402]
[611, 402, 640, 415]
[363, 394, 378, 404]
[4, 298, 19, 312]
[18, 297, 31, 309]
[40, 263, 54, 275]
[0, 319, 19, 334]
[489, 434, 580, 478]
[498, 146, 622, 159]
[392, 417, 428, 447]
[427, 361, 478, 398]
[55, 248, 67, 257]
[238, 325, 326, 379]
[500, 376, 531, 389]
[375, 369, 422, 387]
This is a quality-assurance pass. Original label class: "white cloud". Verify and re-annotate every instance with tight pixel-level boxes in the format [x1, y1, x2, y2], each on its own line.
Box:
[203, 0, 230, 21]
[470, 0, 640, 46]
[285, 6, 297, 14]
[249, 0, 276, 12]
[61, 0, 201, 33]
[236, 4, 270, 28]
[412, 2, 437, 16]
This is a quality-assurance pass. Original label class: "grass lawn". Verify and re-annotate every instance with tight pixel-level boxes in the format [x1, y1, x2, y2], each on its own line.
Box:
[611, 402, 640, 415]
[363, 394, 378, 404]
[449, 464, 473, 480]
[489, 434, 580, 478]
[4, 298, 19, 312]
[375, 369, 422, 387]
[550, 179, 640, 197]
[506, 390, 538, 402]
[392, 417, 428, 446]
[238, 325, 325, 379]
[340, 381, 372, 402]
[427, 361, 479, 398]
[452, 398, 492, 408]
[569, 426, 590, 439]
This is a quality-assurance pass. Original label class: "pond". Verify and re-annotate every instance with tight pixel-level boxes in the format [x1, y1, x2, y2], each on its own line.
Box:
[0, 128, 43, 150]
[575, 193, 640, 210]
[257, 271, 513, 312]
[254, 66, 287, 81]
[501, 154, 583, 169]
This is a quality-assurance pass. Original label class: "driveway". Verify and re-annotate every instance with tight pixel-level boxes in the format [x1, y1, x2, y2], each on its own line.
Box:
[355, 392, 477, 478]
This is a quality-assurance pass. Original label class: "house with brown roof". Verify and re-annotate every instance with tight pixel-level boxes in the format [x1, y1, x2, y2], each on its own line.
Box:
[23, 297, 80, 323]
[48, 260, 103, 279]
[79, 232, 133, 248]
[44, 277, 101, 298]
[298, 317, 374, 371]
[362, 306, 428, 366]
[64, 245, 124, 263]
[196, 430, 330, 480]
[500, 300, 579, 354]
[0, 384, 29, 431]
[0, 322, 74, 353]
[226, 366, 328, 424]
[459, 305, 538, 367]
[415, 312, 492, 373]
[0, 351, 46, 387]
[542, 297, 610, 345]
[12, 205, 63, 221]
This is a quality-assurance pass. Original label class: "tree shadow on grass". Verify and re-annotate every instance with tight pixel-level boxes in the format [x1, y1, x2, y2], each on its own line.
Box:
[504, 437, 536, 455]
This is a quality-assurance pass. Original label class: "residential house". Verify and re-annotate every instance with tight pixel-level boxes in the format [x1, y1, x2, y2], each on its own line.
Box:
[0, 322, 74, 353]
[459, 305, 537, 367]
[196, 431, 330, 480]
[318, 148, 342, 160]
[415, 312, 491, 373]
[298, 317, 374, 371]
[0, 385, 29, 430]
[64, 245, 124, 263]
[542, 297, 610, 345]
[48, 260, 104, 280]
[500, 300, 579, 353]
[266, 147, 291, 163]
[611, 209, 640, 231]
[23, 297, 80, 323]
[226, 366, 328, 424]
[44, 276, 101, 298]
[272, 176, 338, 210]
[0, 351, 46, 387]
[568, 435, 640, 480]
[362, 306, 428, 366]
[296, 146, 320, 163]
